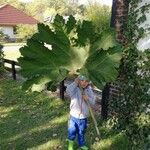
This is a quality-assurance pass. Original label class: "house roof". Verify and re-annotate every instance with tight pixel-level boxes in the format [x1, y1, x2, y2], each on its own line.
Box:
[0, 4, 39, 26]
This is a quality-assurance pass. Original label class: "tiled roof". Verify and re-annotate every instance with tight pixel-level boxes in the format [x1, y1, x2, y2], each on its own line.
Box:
[0, 4, 39, 25]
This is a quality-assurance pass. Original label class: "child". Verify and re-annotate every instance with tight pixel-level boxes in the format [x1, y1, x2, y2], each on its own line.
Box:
[66, 75, 95, 150]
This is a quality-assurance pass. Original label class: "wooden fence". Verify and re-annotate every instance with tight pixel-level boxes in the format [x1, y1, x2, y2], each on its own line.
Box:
[4, 58, 119, 119]
[4, 59, 20, 80]
[3, 58, 65, 100]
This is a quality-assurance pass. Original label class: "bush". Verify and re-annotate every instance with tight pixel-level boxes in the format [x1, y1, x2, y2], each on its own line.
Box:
[84, 2, 111, 33]
[0, 44, 4, 76]
[0, 30, 10, 43]
[0, 30, 3, 40]
[16, 24, 37, 41]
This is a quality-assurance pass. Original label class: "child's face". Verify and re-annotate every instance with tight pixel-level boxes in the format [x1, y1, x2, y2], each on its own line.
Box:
[79, 80, 89, 88]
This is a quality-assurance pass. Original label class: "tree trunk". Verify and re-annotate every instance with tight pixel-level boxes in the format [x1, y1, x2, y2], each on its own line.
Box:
[101, 83, 110, 120]
[115, 0, 129, 44]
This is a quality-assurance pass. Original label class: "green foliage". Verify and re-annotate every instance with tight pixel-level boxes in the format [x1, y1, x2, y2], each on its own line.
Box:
[124, 1, 150, 43]
[0, 28, 4, 37]
[0, 29, 9, 43]
[0, 44, 4, 76]
[84, 2, 111, 34]
[0, 0, 26, 11]
[18, 14, 122, 91]
[16, 25, 37, 41]
[109, 46, 150, 149]
[108, 0, 150, 149]
[0, 30, 4, 41]
[0, 0, 111, 33]
[25, 0, 81, 21]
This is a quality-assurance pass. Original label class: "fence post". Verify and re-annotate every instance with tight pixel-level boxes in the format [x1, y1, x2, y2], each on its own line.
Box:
[60, 80, 65, 100]
[101, 83, 110, 120]
[12, 61, 16, 80]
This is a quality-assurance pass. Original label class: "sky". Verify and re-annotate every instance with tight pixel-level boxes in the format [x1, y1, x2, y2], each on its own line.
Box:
[20, 0, 32, 3]
[20, 0, 112, 6]
[79, 0, 112, 6]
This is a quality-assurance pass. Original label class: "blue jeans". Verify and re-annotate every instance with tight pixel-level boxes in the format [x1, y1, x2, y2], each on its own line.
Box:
[68, 116, 87, 147]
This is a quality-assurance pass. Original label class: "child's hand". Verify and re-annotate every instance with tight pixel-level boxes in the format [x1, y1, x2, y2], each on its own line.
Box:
[75, 78, 79, 85]
[82, 95, 89, 101]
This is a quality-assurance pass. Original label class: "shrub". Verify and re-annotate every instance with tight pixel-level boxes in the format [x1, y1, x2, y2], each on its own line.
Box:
[16, 24, 37, 41]
[0, 44, 4, 76]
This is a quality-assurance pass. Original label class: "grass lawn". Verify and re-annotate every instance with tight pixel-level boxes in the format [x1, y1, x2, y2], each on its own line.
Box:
[0, 79, 129, 150]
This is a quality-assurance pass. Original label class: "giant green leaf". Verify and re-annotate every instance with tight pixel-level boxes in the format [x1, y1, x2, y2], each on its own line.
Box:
[18, 14, 122, 91]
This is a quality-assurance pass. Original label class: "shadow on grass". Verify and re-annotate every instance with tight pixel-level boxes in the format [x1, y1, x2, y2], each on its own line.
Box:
[0, 79, 129, 150]
[0, 79, 70, 150]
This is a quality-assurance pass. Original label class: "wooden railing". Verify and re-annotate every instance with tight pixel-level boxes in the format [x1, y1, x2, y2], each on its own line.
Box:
[4, 59, 20, 80]
[3, 58, 66, 100]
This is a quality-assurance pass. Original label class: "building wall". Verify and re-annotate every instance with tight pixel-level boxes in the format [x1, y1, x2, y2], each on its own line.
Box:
[0, 26, 15, 39]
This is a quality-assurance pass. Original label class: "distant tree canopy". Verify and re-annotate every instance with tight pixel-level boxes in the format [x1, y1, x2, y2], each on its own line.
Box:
[0, 0, 111, 40]
[85, 1, 111, 33]
[0, 0, 26, 10]
[16, 25, 37, 41]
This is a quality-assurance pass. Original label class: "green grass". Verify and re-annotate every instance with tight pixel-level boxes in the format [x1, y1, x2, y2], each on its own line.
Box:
[0, 79, 129, 150]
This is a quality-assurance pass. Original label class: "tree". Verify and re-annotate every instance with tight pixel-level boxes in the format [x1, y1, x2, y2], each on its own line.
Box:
[25, 0, 81, 21]
[0, 0, 26, 11]
[16, 24, 37, 41]
[84, 1, 111, 33]
[25, 0, 49, 21]
[18, 14, 122, 92]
